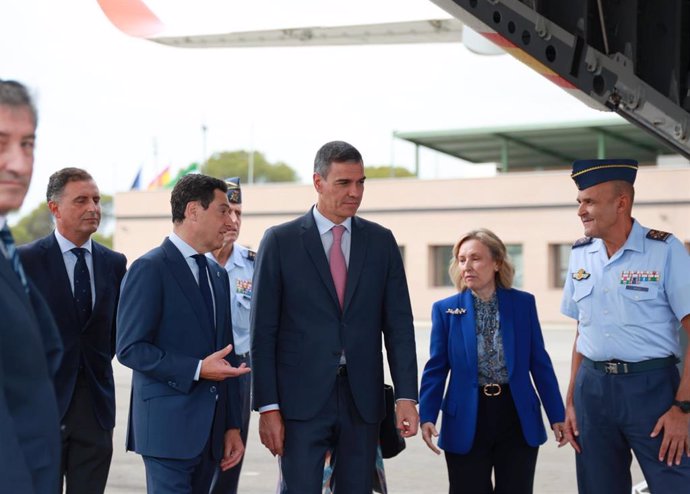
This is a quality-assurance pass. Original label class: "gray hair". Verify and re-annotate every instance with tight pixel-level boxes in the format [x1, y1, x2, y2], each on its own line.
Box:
[313, 141, 363, 178]
[0, 79, 37, 125]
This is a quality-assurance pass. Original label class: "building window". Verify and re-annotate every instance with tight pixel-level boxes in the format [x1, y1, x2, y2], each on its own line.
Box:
[431, 245, 453, 287]
[506, 244, 523, 288]
[398, 245, 406, 266]
[551, 244, 572, 288]
[685, 242, 690, 254]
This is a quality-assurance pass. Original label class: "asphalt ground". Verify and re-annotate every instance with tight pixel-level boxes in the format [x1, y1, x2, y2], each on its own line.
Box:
[105, 325, 645, 493]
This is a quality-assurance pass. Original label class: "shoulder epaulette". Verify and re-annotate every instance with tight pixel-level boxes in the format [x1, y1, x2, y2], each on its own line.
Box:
[572, 237, 593, 249]
[247, 249, 256, 262]
[646, 229, 672, 242]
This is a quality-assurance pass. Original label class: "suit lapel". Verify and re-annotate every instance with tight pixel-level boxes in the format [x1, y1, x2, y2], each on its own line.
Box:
[300, 212, 341, 310]
[42, 234, 80, 323]
[458, 290, 478, 372]
[343, 217, 366, 313]
[91, 242, 109, 317]
[162, 239, 214, 340]
[208, 262, 227, 348]
[497, 288, 516, 378]
[0, 255, 34, 315]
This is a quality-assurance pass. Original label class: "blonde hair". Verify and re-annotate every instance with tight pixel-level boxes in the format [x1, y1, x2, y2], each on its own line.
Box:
[448, 228, 514, 291]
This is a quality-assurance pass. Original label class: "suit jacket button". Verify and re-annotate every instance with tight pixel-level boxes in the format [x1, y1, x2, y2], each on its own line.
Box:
[210, 385, 217, 393]
[168, 381, 176, 388]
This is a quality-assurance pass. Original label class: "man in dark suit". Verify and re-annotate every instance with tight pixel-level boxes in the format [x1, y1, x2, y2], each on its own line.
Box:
[0, 78, 62, 493]
[19, 167, 127, 494]
[252, 141, 419, 493]
[116, 174, 251, 493]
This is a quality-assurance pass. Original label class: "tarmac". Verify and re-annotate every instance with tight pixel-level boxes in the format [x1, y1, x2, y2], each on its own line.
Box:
[104, 324, 645, 493]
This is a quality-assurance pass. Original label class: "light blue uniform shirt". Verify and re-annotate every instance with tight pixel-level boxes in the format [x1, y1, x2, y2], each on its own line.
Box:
[208, 243, 254, 356]
[561, 220, 690, 361]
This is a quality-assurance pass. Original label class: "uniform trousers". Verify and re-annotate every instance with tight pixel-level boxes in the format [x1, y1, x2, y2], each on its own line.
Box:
[60, 371, 113, 494]
[211, 352, 251, 494]
[280, 370, 379, 494]
[574, 361, 690, 494]
[444, 385, 538, 494]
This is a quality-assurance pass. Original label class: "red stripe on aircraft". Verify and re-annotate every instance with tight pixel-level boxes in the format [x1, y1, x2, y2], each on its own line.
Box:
[97, 0, 164, 38]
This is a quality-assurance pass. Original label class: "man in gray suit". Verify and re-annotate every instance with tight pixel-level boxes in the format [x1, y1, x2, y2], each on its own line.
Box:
[0, 78, 62, 493]
[252, 141, 419, 493]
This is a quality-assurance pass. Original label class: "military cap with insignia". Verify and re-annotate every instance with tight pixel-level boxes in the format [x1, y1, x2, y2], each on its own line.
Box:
[225, 177, 242, 204]
[570, 158, 638, 190]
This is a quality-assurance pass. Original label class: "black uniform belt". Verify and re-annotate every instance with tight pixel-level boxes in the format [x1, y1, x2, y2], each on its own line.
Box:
[582, 356, 678, 375]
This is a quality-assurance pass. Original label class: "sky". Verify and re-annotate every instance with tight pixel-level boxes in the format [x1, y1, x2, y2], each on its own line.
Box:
[1, 0, 613, 218]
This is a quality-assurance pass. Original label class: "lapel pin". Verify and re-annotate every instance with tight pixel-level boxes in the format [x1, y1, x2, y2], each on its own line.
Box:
[446, 308, 467, 315]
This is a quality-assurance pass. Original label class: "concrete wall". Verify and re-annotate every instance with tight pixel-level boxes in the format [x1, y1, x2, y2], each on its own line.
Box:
[114, 167, 690, 324]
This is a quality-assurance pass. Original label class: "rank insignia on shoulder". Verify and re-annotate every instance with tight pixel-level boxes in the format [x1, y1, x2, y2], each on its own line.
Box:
[646, 229, 672, 242]
[572, 268, 591, 281]
[247, 249, 256, 261]
[572, 237, 593, 249]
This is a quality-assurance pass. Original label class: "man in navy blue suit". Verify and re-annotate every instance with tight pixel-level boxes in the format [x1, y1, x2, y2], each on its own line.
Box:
[0, 78, 62, 494]
[252, 141, 419, 493]
[19, 167, 127, 494]
[117, 174, 251, 493]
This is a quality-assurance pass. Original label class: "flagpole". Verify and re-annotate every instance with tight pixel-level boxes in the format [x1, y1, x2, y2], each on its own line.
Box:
[201, 123, 207, 169]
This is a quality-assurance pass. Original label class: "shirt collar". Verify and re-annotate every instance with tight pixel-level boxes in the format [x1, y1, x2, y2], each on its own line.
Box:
[54, 229, 93, 254]
[169, 231, 200, 258]
[312, 205, 352, 235]
[584, 218, 643, 255]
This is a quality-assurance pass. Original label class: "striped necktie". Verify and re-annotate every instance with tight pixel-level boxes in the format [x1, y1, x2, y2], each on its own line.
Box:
[0, 223, 29, 292]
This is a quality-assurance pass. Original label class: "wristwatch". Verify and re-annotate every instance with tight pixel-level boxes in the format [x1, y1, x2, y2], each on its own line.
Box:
[672, 400, 690, 413]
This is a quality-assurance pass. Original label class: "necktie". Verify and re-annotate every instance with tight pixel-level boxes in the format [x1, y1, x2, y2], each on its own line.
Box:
[329, 225, 347, 309]
[0, 223, 29, 292]
[192, 254, 215, 328]
[71, 248, 93, 325]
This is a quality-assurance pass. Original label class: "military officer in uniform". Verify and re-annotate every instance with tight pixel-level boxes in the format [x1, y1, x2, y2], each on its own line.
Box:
[209, 177, 255, 494]
[561, 158, 690, 494]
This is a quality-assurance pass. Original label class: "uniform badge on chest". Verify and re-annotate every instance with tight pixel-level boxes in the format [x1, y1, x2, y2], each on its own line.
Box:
[235, 279, 252, 297]
[572, 268, 591, 281]
[620, 271, 660, 285]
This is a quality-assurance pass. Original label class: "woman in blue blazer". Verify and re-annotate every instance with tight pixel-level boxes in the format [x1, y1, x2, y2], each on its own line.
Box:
[420, 229, 571, 494]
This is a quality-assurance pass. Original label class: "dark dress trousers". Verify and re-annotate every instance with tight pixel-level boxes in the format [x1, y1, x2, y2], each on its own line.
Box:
[116, 238, 242, 492]
[251, 210, 418, 493]
[0, 249, 63, 494]
[19, 233, 127, 493]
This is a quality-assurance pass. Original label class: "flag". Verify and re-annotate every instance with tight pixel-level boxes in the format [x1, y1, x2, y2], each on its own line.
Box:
[165, 162, 200, 189]
[147, 165, 171, 190]
[130, 167, 142, 190]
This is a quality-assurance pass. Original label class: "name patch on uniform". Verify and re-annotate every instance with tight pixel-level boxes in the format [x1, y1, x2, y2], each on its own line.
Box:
[625, 285, 649, 292]
[619, 270, 660, 284]
[235, 279, 252, 297]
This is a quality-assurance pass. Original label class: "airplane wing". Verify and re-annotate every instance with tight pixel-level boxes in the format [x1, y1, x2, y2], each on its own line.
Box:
[96, 0, 502, 54]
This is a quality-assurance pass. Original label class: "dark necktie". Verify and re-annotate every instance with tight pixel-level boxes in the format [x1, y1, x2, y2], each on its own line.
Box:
[329, 225, 347, 309]
[71, 247, 93, 325]
[0, 223, 29, 292]
[192, 254, 215, 328]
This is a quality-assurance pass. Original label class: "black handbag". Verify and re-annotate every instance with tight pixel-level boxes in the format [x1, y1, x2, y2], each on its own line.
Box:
[379, 383, 406, 459]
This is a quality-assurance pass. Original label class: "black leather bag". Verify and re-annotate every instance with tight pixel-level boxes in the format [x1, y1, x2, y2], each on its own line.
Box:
[379, 384, 406, 459]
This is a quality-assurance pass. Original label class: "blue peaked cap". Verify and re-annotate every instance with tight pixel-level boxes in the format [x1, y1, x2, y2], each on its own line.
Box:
[570, 159, 638, 190]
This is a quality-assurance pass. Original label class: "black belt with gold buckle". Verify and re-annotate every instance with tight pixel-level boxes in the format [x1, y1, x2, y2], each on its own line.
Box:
[482, 383, 502, 397]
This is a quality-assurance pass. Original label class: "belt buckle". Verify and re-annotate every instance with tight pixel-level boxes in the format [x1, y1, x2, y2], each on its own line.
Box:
[604, 362, 619, 374]
[483, 383, 501, 397]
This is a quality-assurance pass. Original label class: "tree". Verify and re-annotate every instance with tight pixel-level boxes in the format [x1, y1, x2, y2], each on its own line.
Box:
[364, 165, 415, 179]
[202, 150, 298, 183]
[12, 194, 114, 248]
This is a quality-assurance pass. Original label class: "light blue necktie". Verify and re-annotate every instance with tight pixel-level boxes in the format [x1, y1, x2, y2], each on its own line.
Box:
[0, 223, 28, 292]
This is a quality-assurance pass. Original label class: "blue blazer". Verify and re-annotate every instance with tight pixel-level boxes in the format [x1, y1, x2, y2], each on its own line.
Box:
[419, 288, 565, 454]
[19, 233, 127, 430]
[251, 210, 418, 423]
[0, 250, 62, 493]
[116, 238, 241, 460]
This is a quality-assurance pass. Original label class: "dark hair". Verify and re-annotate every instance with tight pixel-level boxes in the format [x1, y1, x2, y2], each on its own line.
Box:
[0, 79, 38, 125]
[46, 167, 94, 202]
[313, 141, 363, 178]
[170, 174, 228, 223]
